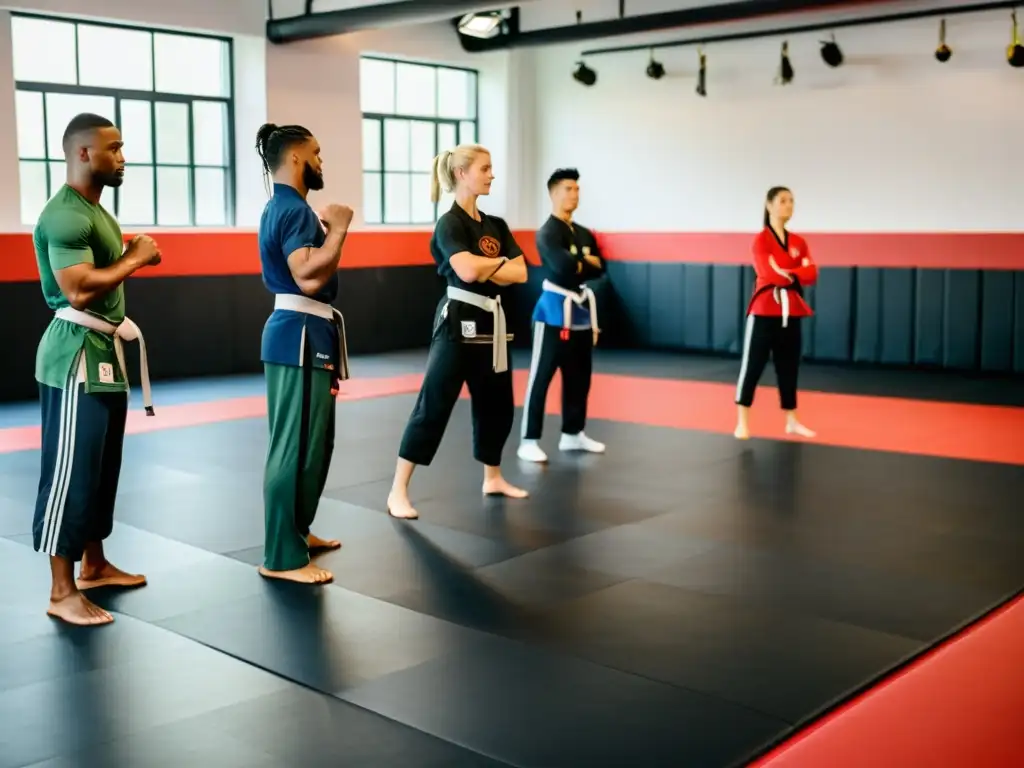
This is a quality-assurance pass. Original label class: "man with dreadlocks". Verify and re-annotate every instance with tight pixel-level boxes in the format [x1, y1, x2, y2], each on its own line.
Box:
[254, 122, 353, 586]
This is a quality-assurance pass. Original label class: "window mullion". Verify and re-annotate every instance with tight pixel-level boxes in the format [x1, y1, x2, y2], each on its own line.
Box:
[12, 16, 235, 230]
[359, 57, 478, 227]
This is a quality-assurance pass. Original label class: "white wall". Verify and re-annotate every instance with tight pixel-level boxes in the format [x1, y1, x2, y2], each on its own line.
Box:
[265, 21, 519, 229]
[0, 0, 521, 233]
[530, 5, 1024, 233]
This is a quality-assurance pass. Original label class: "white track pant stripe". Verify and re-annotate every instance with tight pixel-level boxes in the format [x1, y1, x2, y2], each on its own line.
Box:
[735, 315, 755, 403]
[520, 322, 547, 439]
[41, 352, 83, 556]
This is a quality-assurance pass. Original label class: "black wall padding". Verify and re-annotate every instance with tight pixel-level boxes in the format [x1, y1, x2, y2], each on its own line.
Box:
[853, 268, 882, 364]
[1, 266, 445, 403]
[914, 270, 945, 366]
[980, 271, 1015, 372]
[943, 270, 980, 370]
[1015, 273, 1024, 373]
[808, 267, 853, 361]
[647, 263, 684, 348]
[6, 261, 1022, 403]
[711, 266, 742, 354]
[598, 263, 1024, 376]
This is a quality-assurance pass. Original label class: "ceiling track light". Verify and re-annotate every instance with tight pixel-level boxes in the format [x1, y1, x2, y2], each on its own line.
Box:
[646, 47, 665, 79]
[935, 18, 952, 62]
[820, 32, 843, 67]
[776, 40, 794, 84]
[573, 60, 597, 86]
[696, 47, 707, 97]
[456, 11, 505, 40]
[1008, 10, 1024, 67]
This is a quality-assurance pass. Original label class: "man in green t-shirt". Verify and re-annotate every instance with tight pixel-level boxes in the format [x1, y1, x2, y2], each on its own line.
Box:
[32, 113, 162, 627]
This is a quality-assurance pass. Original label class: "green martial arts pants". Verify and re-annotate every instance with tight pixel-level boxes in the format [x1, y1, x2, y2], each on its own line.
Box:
[262, 362, 336, 572]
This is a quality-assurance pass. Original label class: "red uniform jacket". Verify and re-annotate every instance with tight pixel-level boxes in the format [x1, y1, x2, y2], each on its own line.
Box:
[745, 227, 818, 322]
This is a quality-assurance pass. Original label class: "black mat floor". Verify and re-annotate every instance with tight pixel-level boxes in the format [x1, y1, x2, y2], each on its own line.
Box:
[1, 352, 1023, 767]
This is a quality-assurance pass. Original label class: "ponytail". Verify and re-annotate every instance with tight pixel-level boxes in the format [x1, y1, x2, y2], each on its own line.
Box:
[255, 122, 313, 194]
[763, 209, 770, 228]
[431, 150, 453, 204]
[430, 144, 490, 203]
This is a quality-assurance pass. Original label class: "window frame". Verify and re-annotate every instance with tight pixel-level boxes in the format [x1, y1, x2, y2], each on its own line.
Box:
[360, 55, 480, 226]
[11, 12, 236, 228]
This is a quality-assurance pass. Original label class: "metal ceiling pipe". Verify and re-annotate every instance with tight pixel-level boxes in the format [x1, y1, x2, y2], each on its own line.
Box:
[580, 0, 1019, 57]
[454, 0, 891, 52]
[267, 0, 515, 44]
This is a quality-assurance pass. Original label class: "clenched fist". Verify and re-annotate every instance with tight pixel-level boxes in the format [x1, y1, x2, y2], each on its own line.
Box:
[127, 234, 162, 267]
[318, 204, 354, 231]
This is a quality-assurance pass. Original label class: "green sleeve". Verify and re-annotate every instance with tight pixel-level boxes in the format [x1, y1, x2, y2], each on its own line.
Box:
[43, 210, 95, 271]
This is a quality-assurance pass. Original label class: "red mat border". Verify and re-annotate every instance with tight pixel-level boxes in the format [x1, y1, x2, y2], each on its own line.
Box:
[2, 371, 1023, 467]
[746, 588, 1024, 767]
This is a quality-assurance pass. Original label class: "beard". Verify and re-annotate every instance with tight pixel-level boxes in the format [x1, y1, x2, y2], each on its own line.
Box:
[303, 162, 324, 191]
[96, 170, 124, 188]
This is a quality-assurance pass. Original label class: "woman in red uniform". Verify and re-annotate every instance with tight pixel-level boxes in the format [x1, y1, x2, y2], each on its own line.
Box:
[734, 186, 817, 440]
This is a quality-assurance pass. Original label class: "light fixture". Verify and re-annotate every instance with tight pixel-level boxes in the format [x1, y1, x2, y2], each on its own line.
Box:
[777, 40, 794, 84]
[696, 48, 707, 97]
[1008, 10, 1024, 67]
[457, 11, 505, 39]
[935, 18, 952, 62]
[646, 48, 665, 79]
[820, 33, 843, 67]
[573, 61, 597, 86]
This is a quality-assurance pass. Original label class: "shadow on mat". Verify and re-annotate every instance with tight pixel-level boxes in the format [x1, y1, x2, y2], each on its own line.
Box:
[392, 522, 546, 639]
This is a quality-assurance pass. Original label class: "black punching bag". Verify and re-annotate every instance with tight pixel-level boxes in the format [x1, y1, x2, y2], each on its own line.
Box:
[935, 19, 952, 63]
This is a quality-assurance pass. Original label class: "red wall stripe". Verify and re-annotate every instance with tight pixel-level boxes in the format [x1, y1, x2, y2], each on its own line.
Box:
[1, 230, 1022, 283]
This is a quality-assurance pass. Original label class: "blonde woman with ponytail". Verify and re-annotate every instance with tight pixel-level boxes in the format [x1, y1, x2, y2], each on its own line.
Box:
[387, 144, 529, 521]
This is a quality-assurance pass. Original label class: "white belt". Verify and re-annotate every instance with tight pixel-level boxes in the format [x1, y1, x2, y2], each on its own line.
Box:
[542, 279, 600, 334]
[772, 287, 791, 328]
[446, 286, 508, 373]
[55, 307, 154, 415]
[274, 293, 350, 381]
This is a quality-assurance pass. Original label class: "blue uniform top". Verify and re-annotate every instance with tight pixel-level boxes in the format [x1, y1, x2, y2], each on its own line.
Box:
[258, 183, 340, 370]
[532, 215, 605, 329]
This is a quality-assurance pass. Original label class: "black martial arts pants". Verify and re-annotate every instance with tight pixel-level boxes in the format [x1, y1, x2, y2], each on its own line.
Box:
[521, 322, 594, 441]
[735, 315, 802, 411]
[33, 355, 128, 562]
[399, 333, 514, 468]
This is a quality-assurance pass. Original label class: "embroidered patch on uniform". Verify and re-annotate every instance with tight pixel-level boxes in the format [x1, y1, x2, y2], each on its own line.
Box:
[582, 246, 591, 256]
[97, 362, 114, 384]
[461, 321, 477, 338]
[570, 245, 578, 255]
[478, 236, 501, 257]
[791, 247, 800, 258]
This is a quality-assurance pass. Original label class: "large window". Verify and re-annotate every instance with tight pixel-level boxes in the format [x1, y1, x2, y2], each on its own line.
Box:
[360, 57, 478, 225]
[12, 14, 235, 228]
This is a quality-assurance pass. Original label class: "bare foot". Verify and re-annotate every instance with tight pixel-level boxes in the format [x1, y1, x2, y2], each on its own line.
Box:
[482, 477, 529, 498]
[785, 422, 816, 438]
[258, 562, 334, 585]
[308, 533, 341, 552]
[77, 561, 147, 592]
[386, 489, 419, 520]
[47, 592, 114, 627]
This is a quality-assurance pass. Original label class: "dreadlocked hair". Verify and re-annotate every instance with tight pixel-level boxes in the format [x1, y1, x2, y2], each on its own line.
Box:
[255, 122, 313, 193]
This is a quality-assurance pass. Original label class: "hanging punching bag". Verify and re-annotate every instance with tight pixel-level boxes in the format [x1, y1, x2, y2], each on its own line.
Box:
[1008, 11, 1024, 67]
[696, 48, 707, 96]
[935, 19, 952, 63]
[777, 40, 794, 84]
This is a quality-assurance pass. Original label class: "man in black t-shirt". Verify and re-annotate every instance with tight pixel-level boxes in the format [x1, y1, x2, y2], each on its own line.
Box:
[518, 168, 607, 463]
